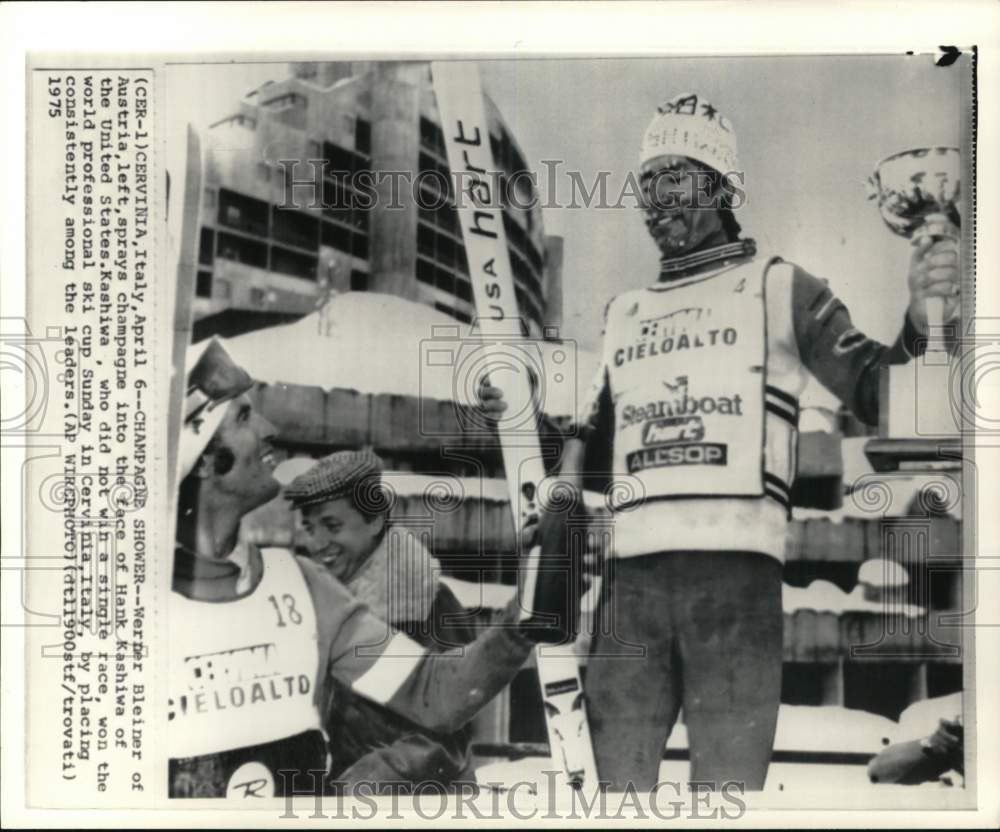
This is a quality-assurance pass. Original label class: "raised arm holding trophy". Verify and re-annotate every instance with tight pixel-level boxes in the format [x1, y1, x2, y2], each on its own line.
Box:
[865, 146, 963, 471]
[477, 95, 962, 791]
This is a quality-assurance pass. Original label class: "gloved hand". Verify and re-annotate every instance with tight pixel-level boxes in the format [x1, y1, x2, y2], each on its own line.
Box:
[920, 718, 963, 763]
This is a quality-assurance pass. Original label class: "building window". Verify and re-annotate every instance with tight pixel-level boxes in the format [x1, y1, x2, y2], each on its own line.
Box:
[322, 177, 354, 226]
[272, 206, 319, 251]
[351, 232, 369, 260]
[218, 189, 269, 237]
[434, 302, 471, 325]
[442, 204, 460, 235]
[514, 285, 542, 331]
[350, 270, 368, 291]
[417, 224, 435, 258]
[216, 231, 267, 269]
[355, 118, 371, 155]
[321, 221, 352, 256]
[438, 234, 456, 269]
[419, 201, 461, 236]
[323, 140, 369, 177]
[354, 206, 370, 233]
[418, 151, 451, 187]
[417, 219, 471, 279]
[270, 245, 318, 281]
[196, 271, 213, 298]
[199, 228, 215, 266]
[419, 117, 446, 156]
[416, 257, 435, 286]
[435, 266, 455, 296]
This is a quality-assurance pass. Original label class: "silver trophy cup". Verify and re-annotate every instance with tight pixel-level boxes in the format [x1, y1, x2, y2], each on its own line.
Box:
[867, 146, 961, 331]
[864, 147, 962, 464]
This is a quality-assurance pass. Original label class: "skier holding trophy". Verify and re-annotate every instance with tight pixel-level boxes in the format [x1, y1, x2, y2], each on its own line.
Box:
[479, 92, 960, 791]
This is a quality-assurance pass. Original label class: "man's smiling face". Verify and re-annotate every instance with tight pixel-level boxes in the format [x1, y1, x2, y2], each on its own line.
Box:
[300, 497, 384, 584]
[204, 394, 280, 513]
[640, 154, 726, 257]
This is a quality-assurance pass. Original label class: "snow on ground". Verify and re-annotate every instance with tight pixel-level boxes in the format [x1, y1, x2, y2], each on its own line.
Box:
[443, 573, 925, 618]
[474, 704, 915, 795]
[781, 579, 924, 616]
[276, 456, 957, 523]
[474, 757, 953, 800]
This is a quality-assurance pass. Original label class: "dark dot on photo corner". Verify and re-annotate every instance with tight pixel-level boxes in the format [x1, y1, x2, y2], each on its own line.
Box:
[936, 47, 961, 67]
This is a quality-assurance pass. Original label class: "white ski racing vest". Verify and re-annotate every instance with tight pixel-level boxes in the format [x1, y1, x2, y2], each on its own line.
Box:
[167, 548, 323, 761]
[598, 256, 808, 561]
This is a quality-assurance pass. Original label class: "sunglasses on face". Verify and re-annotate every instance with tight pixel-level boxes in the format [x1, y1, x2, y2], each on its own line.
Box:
[641, 166, 725, 213]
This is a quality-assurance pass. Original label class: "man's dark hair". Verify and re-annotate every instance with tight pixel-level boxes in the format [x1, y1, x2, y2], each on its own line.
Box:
[711, 170, 743, 242]
[720, 207, 742, 241]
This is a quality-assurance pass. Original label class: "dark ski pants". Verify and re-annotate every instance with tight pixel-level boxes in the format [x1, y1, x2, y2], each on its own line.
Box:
[586, 551, 783, 792]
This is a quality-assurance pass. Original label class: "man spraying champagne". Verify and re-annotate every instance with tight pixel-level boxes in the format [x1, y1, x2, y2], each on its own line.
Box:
[167, 339, 589, 798]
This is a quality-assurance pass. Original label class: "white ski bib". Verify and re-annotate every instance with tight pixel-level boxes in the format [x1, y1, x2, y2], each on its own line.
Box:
[606, 262, 772, 506]
[167, 548, 322, 760]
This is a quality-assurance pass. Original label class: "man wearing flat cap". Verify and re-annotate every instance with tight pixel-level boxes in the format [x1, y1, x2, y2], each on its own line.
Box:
[168, 339, 576, 799]
[285, 449, 478, 792]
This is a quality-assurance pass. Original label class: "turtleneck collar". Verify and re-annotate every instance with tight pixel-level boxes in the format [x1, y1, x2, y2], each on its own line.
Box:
[172, 539, 264, 602]
[658, 237, 757, 282]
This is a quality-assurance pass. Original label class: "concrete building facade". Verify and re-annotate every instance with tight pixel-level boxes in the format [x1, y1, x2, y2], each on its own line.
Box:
[193, 61, 561, 340]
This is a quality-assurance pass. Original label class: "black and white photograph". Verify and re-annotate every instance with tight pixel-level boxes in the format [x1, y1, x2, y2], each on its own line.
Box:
[161, 50, 973, 802]
[3, 2, 999, 827]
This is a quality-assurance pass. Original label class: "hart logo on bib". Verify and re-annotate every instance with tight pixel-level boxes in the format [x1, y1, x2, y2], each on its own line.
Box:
[641, 412, 706, 445]
[605, 262, 787, 508]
